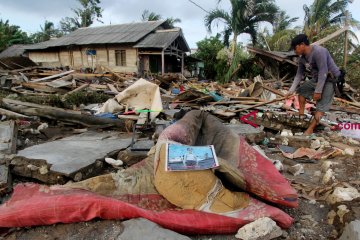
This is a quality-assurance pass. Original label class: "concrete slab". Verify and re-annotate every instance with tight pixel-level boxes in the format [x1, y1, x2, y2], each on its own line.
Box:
[16, 131, 132, 176]
[119, 218, 191, 240]
[0, 164, 11, 195]
[0, 121, 17, 154]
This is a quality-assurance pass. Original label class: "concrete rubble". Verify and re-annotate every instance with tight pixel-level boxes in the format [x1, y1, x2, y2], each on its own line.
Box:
[235, 217, 283, 240]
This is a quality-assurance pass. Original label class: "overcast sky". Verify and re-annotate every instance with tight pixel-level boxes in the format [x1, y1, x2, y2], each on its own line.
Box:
[0, 0, 359, 48]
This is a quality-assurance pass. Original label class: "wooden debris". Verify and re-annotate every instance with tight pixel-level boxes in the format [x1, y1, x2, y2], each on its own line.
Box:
[63, 83, 90, 99]
[22, 82, 67, 94]
[234, 96, 288, 113]
[30, 70, 75, 83]
[2, 99, 131, 130]
[0, 108, 35, 120]
[107, 84, 119, 94]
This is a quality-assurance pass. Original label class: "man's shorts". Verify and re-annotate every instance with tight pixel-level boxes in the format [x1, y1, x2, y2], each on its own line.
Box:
[296, 79, 334, 112]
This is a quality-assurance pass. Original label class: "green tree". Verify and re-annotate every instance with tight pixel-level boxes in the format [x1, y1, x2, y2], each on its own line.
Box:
[141, 10, 162, 21]
[256, 10, 300, 51]
[303, 0, 359, 40]
[192, 35, 225, 80]
[205, 0, 278, 56]
[140, 10, 181, 28]
[273, 10, 299, 33]
[0, 19, 30, 52]
[60, 0, 103, 33]
[30, 21, 63, 43]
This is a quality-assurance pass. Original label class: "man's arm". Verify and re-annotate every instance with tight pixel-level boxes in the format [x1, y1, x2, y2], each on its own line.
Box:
[289, 58, 305, 93]
[314, 49, 329, 94]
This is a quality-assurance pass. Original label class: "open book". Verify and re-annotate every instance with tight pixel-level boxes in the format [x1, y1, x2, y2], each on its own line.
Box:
[165, 143, 219, 171]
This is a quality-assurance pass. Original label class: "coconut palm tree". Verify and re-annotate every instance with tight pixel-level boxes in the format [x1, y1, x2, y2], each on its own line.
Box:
[141, 10, 181, 28]
[303, 0, 359, 40]
[205, 0, 278, 56]
[141, 10, 162, 21]
[273, 10, 299, 33]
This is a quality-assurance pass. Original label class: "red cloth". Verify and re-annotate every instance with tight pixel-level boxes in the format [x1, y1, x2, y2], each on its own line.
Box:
[238, 136, 298, 208]
[0, 183, 293, 234]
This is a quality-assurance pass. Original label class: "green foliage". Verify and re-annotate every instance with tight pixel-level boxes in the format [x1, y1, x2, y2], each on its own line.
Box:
[273, 10, 299, 33]
[60, 0, 103, 33]
[141, 10, 162, 21]
[347, 62, 360, 88]
[268, 29, 298, 51]
[193, 35, 225, 80]
[220, 44, 260, 83]
[303, 0, 359, 40]
[30, 21, 63, 43]
[205, 0, 279, 50]
[140, 10, 181, 28]
[346, 46, 360, 87]
[64, 91, 110, 106]
[0, 19, 31, 51]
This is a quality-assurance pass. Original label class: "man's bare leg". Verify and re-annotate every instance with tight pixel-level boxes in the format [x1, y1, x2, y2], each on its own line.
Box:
[304, 111, 324, 135]
[298, 95, 306, 115]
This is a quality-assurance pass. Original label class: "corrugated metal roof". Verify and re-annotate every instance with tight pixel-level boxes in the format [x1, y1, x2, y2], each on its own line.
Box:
[0, 44, 27, 58]
[134, 29, 190, 51]
[26, 21, 165, 50]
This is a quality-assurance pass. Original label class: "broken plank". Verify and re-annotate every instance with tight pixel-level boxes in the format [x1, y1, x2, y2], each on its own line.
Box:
[46, 74, 73, 88]
[107, 84, 119, 94]
[0, 108, 35, 120]
[229, 97, 264, 101]
[19, 72, 29, 82]
[262, 85, 285, 97]
[63, 83, 89, 98]
[31, 70, 75, 83]
[234, 96, 287, 113]
[335, 97, 360, 109]
[102, 66, 127, 81]
[22, 82, 67, 93]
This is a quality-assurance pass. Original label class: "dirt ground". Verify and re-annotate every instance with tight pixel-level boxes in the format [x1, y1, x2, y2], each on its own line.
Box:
[1, 128, 359, 240]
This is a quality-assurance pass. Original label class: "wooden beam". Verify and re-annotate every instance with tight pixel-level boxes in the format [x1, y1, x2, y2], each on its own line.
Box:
[312, 26, 349, 46]
[31, 70, 75, 83]
[2, 98, 81, 115]
[233, 96, 287, 113]
[161, 50, 165, 75]
[181, 52, 184, 75]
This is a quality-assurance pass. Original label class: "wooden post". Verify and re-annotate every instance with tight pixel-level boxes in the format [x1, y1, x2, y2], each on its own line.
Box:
[161, 50, 165, 75]
[343, 10, 349, 70]
[181, 52, 184, 75]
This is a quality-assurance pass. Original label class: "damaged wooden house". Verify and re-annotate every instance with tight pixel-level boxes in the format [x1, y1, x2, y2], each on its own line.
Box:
[25, 20, 190, 75]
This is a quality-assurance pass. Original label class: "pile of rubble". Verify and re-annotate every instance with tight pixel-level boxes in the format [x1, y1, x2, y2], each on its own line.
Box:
[0, 65, 360, 240]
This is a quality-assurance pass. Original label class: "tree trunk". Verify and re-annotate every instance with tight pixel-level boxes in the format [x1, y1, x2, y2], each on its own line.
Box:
[231, 32, 238, 57]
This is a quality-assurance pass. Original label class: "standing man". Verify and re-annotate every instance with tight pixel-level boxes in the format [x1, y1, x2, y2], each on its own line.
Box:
[287, 34, 341, 135]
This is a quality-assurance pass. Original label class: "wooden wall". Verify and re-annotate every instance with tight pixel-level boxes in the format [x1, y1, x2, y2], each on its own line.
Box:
[28, 45, 138, 73]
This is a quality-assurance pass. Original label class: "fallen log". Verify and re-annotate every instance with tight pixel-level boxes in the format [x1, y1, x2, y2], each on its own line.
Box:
[1, 99, 131, 130]
[0, 108, 35, 120]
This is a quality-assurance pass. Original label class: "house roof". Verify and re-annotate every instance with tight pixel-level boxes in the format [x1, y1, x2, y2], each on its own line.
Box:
[0, 44, 28, 58]
[26, 21, 166, 50]
[134, 28, 190, 52]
